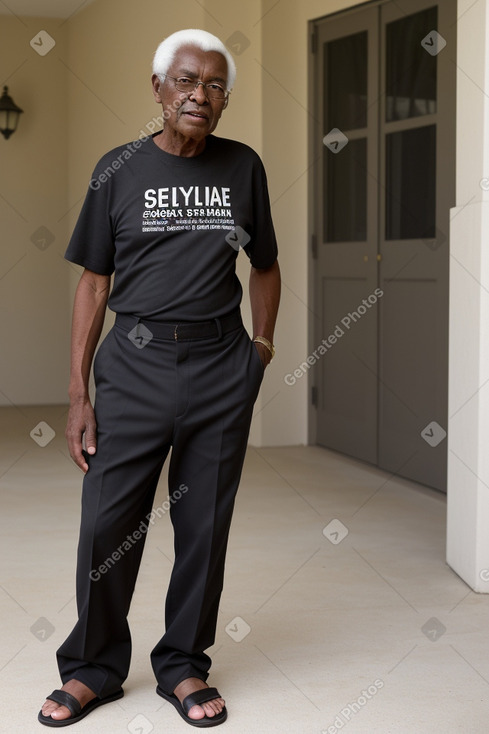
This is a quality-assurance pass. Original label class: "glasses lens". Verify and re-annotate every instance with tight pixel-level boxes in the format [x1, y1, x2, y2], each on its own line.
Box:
[206, 85, 226, 100]
[174, 78, 226, 100]
[174, 79, 194, 93]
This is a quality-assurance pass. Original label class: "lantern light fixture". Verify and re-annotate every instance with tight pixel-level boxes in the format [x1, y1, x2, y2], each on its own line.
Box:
[0, 86, 23, 140]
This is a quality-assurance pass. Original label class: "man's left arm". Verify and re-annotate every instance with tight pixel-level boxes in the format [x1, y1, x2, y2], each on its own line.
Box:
[249, 259, 281, 368]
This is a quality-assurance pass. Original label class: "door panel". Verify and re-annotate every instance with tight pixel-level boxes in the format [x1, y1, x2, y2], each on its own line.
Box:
[314, 6, 379, 466]
[324, 137, 367, 242]
[385, 124, 437, 241]
[320, 275, 379, 461]
[378, 0, 456, 489]
[385, 5, 438, 123]
[312, 0, 456, 491]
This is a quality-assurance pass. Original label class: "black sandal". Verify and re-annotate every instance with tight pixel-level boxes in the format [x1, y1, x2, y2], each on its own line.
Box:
[38, 688, 124, 727]
[156, 685, 227, 728]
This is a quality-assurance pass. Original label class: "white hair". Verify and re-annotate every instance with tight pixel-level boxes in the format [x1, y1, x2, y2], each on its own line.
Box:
[153, 29, 236, 91]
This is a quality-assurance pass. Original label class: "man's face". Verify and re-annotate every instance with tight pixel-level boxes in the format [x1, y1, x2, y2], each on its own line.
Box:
[152, 45, 229, 141]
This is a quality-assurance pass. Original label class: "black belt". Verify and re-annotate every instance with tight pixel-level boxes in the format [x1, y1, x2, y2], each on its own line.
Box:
[115, 310, 242, 341]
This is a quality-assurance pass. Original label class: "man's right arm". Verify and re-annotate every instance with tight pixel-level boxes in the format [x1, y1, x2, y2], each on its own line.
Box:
[66, 268, 111, 473]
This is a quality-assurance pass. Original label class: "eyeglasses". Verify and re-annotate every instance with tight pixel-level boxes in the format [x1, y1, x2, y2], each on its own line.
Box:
[163, 75, 229, 101]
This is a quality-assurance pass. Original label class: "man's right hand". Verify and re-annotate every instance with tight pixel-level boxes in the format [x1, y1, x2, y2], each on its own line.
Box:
[65, 269, 110, 473]
[65, 398, 97, 473]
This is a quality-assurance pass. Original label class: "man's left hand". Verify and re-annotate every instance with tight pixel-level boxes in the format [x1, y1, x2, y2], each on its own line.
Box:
[254, 341, 272, 369]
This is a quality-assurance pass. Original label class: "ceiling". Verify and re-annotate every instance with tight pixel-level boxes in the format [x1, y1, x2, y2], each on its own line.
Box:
[0, 0, 97, 18]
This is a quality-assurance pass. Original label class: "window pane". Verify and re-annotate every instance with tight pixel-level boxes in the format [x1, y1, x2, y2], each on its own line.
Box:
[324, 138, 367, 242]
[325, 31, 367, 131]
[385, 125, 436, 240]
[386, 6, 437, 122]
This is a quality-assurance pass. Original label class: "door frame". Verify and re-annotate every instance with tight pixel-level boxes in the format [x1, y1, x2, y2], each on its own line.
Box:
[307, 0, 455, 491]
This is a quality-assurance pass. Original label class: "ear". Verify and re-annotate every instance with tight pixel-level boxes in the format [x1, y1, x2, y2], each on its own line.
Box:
[222, 95, 229, 111]
[152, 73, 164, 103]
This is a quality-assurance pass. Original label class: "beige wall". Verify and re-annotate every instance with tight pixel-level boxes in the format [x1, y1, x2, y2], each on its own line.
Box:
[0, 16, 70, 406]
[0, 0, 358, 445]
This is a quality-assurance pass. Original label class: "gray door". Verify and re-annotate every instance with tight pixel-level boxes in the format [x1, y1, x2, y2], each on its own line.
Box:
[311, 0, 456, 491]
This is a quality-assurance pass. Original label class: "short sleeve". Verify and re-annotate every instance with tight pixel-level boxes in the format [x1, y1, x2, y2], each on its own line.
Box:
[64, 169, 116, 276]
[243, 158, 278, 269]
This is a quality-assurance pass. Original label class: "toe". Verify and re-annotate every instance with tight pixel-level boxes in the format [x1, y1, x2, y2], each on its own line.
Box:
[202, 702, 216, 717]
[41, 703, 72, 721]
[187, 704, 206, 720]
[50, 705, 72, 720]
[172, 678, 225, 721]
[187, 699, 225, 719]
[202, 698, 225, 717]
[41, 701, 58, 716]
[40, 680, 96, 721]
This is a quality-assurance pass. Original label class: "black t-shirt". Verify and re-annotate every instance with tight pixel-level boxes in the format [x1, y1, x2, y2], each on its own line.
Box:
[65, 132, 278, 321]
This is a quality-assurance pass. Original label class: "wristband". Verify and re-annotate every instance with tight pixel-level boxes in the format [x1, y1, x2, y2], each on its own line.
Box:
[253, 336, 275, 359]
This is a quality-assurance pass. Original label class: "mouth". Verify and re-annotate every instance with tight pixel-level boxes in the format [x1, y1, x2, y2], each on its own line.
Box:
[183, 110, 209, 121]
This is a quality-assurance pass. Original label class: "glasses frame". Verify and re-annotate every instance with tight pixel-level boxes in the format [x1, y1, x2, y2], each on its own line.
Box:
[162, 74, 230, 101]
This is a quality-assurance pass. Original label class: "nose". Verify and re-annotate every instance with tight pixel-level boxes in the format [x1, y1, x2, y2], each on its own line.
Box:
[189, 82, 208, 104]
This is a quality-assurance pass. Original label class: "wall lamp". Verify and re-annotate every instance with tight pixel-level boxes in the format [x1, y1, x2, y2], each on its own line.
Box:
[0, 86, 23, 139]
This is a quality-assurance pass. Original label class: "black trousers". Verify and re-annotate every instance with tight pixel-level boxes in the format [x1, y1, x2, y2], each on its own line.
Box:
[56, 311, 264, 698]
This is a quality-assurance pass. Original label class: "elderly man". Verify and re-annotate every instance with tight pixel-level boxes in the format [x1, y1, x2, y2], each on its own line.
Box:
[39, 28, 280, 729]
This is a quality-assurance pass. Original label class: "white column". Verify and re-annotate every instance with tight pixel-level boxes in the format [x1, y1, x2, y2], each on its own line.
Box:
[447, 0, 489, 591]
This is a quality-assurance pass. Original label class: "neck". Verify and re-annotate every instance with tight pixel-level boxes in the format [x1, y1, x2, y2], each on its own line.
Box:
[154, 128, 206, 157]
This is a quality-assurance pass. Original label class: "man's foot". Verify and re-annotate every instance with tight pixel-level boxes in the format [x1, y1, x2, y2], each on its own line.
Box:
[173, 678, 225, 721]
[40, 680, 97, 722]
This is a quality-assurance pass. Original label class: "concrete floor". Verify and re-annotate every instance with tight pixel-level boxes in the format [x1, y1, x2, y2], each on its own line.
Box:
[0, 405, 487, 733]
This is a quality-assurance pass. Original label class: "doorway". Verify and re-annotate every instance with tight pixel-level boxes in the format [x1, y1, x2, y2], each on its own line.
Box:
[310, 0, 456, 491]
